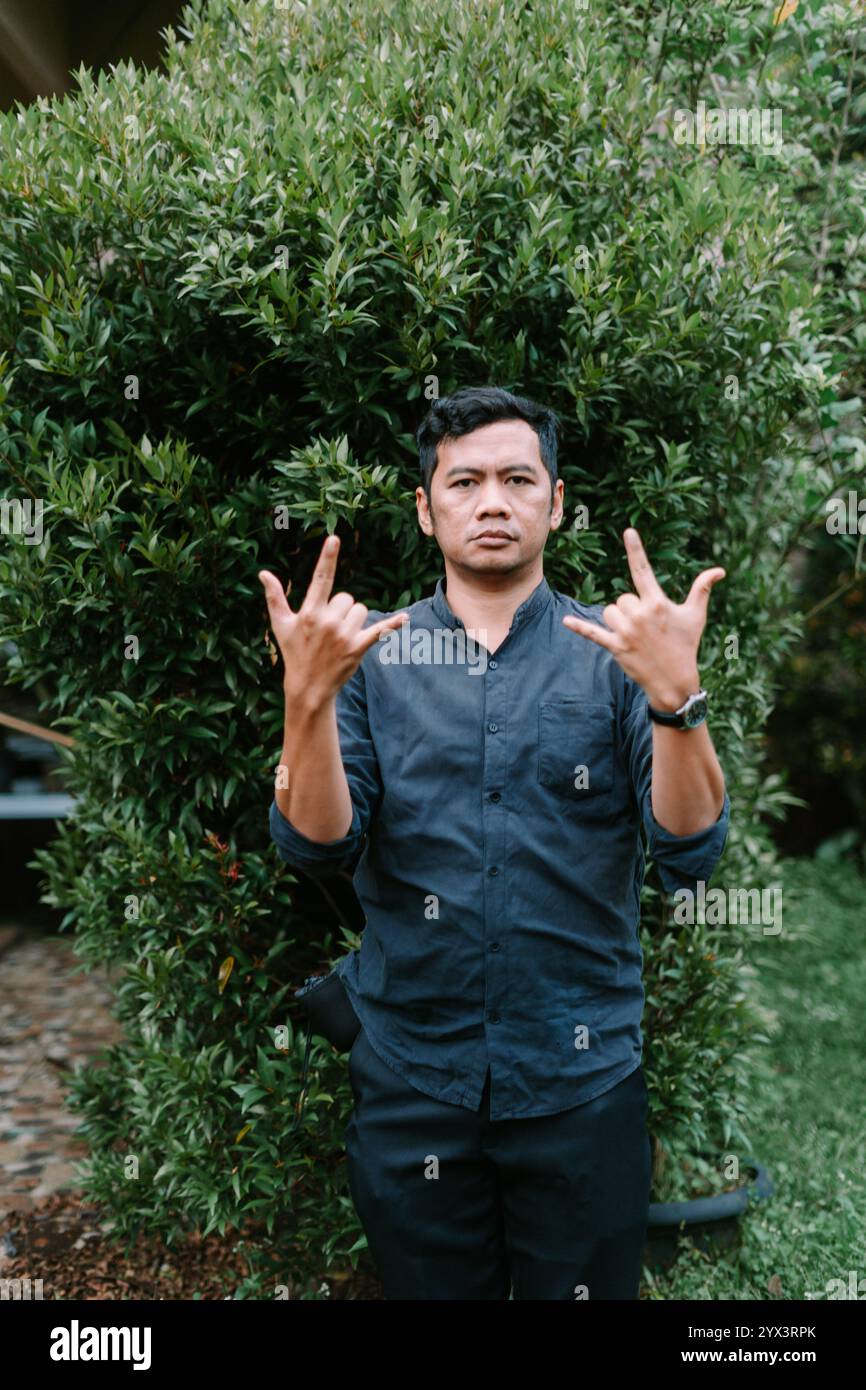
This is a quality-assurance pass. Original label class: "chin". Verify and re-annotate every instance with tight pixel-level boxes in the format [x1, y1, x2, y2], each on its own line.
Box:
[464, 553, 523, 572]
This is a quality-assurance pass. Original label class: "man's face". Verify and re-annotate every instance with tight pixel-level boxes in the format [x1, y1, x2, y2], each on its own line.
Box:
[416, 419, 564, 574]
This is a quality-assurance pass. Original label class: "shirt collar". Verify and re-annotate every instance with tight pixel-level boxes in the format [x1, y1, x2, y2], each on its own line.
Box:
[430, 573, 552, 633]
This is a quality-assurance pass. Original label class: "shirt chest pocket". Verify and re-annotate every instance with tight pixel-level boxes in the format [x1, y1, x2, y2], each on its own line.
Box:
[537, 699, 616, 801]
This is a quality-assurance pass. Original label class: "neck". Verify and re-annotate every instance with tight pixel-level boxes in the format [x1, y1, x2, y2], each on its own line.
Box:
[441, 561, 544, 639]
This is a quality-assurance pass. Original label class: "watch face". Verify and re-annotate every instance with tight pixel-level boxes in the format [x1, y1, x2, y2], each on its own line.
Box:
[683, 697, 708, 727]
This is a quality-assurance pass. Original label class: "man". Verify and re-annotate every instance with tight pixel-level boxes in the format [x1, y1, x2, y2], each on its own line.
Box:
[259, 385, 730, 1300]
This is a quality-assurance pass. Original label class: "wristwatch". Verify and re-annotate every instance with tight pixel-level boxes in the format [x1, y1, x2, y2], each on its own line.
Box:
[648, 688, 709, 729]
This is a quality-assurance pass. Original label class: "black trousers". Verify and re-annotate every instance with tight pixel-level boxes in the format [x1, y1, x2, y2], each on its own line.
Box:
[345, 1027, 652, 1300]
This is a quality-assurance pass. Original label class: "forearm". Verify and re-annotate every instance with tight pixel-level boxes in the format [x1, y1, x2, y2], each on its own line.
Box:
[649, 721, 726, 835]
[275, 687, 354, 842]
[645, 669, 726, 836]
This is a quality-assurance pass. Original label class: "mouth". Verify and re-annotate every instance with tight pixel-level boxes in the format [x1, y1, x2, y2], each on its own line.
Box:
[474, 531, 515, 544]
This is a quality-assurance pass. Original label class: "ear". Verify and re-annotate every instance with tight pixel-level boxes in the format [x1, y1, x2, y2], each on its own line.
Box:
[415, 484, 435, 537]
[549, 478, 565, 530]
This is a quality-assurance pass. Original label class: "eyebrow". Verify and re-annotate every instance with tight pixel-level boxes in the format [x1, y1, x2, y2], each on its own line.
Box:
[442, 461, 542, 480]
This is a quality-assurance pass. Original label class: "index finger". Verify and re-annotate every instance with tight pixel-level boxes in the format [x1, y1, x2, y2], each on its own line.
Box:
[623, 527, 664, 601]
[300, 534, 340, 613]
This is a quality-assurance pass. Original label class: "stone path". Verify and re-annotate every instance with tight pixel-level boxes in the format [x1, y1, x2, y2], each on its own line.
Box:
[0, 923, 123, 1216]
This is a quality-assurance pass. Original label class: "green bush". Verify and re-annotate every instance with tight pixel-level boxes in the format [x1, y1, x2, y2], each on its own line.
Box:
[0, 0, 851, 1293]
[747, 0, 866, 856]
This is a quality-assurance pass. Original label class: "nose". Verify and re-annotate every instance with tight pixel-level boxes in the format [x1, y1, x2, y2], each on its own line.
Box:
[475, 482, 512, 517]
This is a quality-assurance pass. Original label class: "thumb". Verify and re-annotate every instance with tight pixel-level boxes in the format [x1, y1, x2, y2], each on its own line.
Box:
[258, 569, 293, 618]
[258, 568, 291, 596]
[686, 567, 726, 619]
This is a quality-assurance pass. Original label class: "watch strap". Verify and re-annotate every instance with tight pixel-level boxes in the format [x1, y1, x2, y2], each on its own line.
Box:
[648, 688, 709, 728]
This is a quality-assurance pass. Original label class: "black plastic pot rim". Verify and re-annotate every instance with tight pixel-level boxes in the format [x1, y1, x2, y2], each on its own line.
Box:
[647, 1157, 774, 1229]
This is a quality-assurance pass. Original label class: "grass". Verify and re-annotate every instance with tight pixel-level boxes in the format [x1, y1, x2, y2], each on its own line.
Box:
[643, 852, 866, 1299]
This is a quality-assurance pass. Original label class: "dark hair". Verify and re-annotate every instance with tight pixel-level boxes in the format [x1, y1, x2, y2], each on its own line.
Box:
[415, 385, 560, 502]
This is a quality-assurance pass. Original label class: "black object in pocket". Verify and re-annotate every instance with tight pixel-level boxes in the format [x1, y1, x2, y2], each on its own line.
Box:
[295, 969, 362, 1053]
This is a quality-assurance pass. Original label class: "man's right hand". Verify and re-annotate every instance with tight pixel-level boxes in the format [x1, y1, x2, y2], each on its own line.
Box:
[258, 534, 409, 711]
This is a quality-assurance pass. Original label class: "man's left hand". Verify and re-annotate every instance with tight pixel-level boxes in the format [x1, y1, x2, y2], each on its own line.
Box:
[561, 528, 726, 712]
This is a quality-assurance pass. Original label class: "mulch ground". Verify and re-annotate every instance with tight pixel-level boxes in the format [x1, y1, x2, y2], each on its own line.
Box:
[0, 1189, 254, 1299]
[0, 1188, 380, 1299]
[0, 921, 381, 1299]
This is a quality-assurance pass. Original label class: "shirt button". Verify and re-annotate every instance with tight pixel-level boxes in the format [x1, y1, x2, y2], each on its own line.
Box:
[489, 1012, 501, 1024]
[489, 791, 501, 802]
[489, 866, 499, 876]
[489, 660, 498, 669]
[488, 722, 498, 733]
[490, 941, 500, 952]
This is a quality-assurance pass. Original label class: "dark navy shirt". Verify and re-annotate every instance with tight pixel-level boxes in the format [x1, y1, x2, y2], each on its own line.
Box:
[269, 573, 730, 1119]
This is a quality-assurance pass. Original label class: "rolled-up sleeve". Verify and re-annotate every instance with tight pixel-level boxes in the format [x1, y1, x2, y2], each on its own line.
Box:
[622, 677, 730, 895]
[268, 638, 382, 880]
